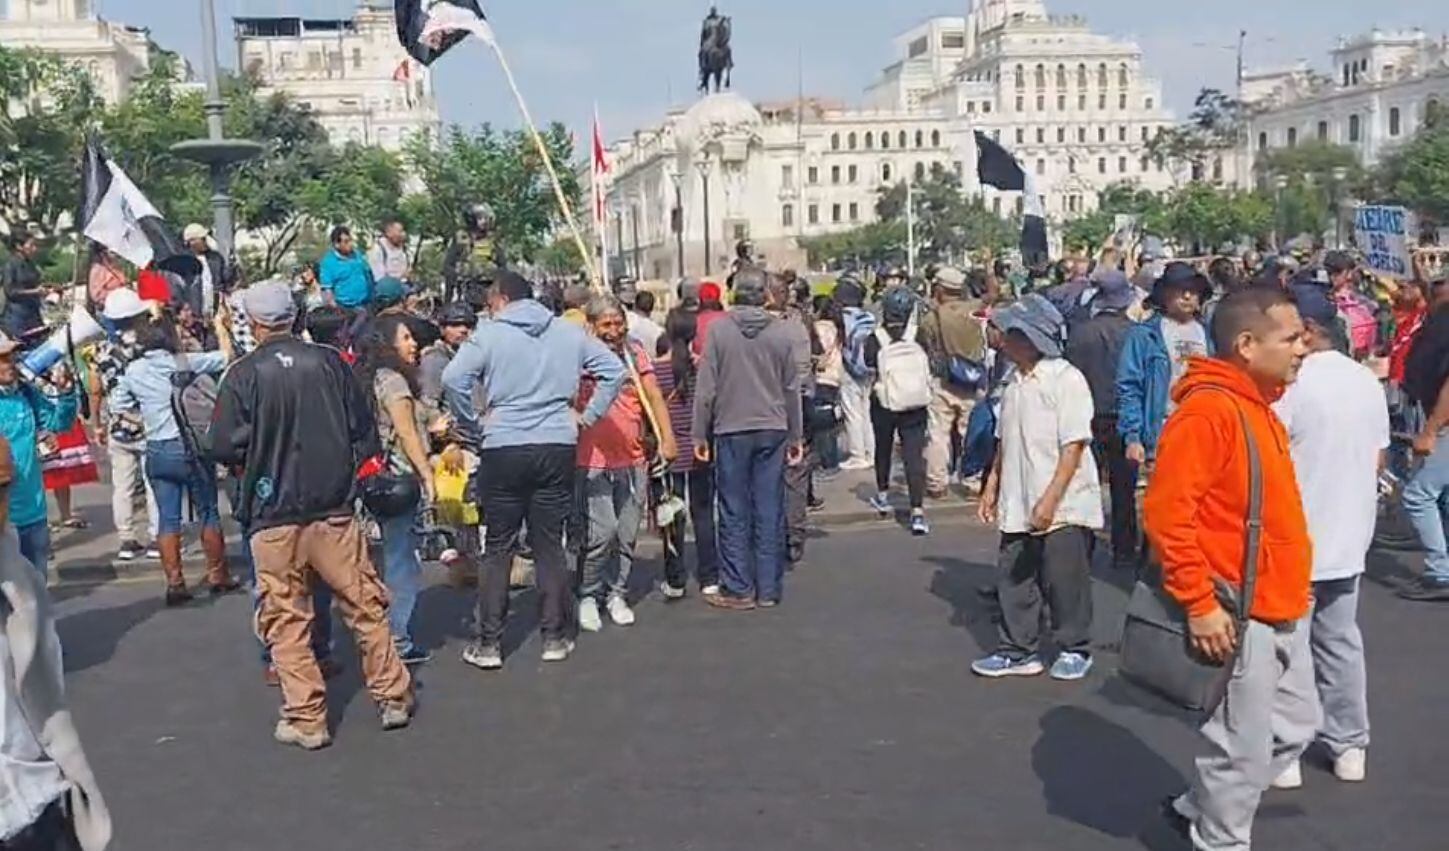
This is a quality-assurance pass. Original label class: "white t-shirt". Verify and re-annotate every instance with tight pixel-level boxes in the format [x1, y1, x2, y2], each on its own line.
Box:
[1274, 350, 1390, 582]
[627, 311, 663, 357]
[995, 357, 1104, 534]
[1160, 317, 1208, 413]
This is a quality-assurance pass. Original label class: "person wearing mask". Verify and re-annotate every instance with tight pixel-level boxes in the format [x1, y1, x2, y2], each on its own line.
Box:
[1064, 271, 1139, 568]
[575, 297, 676, 631]
[319, 226, 374, 311]
[173, 224, 234, 322]
[1399, 276, 1449, 601]
[356, 315, 443, 665]
[208, 281, 414, 750]
[627, 289, 664, 356]
[0, 334, 77, 579]
[692, 269, 803, 611]
[0, 437, 112, 850]
[863, 287, 932, 536]
[973, 295, 1102, 681]
[88, 291, 159, 562]
[1270, 285, 1387, 788]
[110, 313, 238, 606]
[367, 219, 412, 286]
[654, 308, 719, 599]
[442, 271, 625, 670]
[834, 276, 877, 471]
[1116, 262, 1213, 470]
[1148, 288, 1314, 850]
[918, 266, 987, 498]
[1, 232, 48, 342]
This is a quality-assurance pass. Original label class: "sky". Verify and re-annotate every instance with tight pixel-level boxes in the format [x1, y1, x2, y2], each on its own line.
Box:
[89, 0, 1449, 142]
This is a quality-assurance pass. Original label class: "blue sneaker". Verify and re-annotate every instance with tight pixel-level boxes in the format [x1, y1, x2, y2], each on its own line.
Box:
[1050, 652, 1094, 681]
[868, 492, 892, 517]
[971, 653, 1045, 678]
[910, 513, 930, 536]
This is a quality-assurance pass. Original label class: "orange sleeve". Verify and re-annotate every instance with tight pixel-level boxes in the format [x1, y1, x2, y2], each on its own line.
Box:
[1143, 409, 1230, 619]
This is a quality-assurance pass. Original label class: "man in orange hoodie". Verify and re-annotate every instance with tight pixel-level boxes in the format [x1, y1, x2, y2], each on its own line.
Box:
[1145, 287, 1316, 850]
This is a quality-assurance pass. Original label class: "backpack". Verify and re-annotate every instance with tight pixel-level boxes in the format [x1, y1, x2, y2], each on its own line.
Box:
[873, 328, 933, 412]
[842, 308, 877, 381]
[170, 354, 220, 461]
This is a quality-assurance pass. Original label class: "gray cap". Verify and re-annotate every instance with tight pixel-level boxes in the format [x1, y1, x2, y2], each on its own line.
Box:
[242, 280, 297, 327]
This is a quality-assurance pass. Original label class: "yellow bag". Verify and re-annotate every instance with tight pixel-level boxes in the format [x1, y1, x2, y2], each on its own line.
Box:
[433, 465, 479, 527]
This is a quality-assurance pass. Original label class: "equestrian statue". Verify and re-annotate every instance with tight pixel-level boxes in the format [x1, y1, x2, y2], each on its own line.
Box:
[698, 6, 733, 94]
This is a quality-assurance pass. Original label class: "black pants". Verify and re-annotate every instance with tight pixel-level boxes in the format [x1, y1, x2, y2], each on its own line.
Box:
[783, 395, 816, 561]
[996, 527, 1094, 658]
[870, 401, 928, 510]
[475, 445, 576, 644]
[0, 800, 80, 851]
[657, 468, 720, 590]
[1092, 415, 1139, 562]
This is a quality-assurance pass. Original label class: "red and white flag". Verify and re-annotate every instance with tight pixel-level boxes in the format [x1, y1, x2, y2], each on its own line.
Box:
[591, 107, 612, 272]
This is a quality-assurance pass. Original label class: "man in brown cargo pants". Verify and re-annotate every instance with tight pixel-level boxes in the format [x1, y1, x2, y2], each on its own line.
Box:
[209, 281, 413, 750]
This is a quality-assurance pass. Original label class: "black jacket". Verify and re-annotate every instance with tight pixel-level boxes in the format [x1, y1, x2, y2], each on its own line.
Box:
[172, 250, 234, 317]
[1065, 310, 1133, 418]
[1405, 304, 1449, 414]
[208, 336, 380, 531]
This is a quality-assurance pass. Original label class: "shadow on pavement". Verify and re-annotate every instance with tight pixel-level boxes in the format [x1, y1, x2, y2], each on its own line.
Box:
[1031, 705, 1187, 846]
[56, 595, 162, 673]
[924, 556, 1000, 654]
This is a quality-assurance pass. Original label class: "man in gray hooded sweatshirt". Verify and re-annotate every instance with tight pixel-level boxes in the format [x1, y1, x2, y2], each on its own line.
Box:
[693, 268, 804, 610]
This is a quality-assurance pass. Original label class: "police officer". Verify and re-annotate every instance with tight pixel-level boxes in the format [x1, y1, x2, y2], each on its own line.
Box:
[443, 202, 504, 305]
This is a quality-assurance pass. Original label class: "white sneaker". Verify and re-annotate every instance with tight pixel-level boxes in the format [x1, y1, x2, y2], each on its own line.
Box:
[839, 458, 872, 471]
[1271, 761, 1303, 790]
[1334, 748, 1366, 782]
[701, 584, 721, 596]
[578, 598, 603, 632]
[607, 595, 635, 627]
[660, 581, 686, 600]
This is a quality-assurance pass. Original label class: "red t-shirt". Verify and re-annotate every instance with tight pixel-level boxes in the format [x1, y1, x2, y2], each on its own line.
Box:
[136, 267, 172, 303]
[577, 342, 653, 470]
[1390, 305, 1427, 384]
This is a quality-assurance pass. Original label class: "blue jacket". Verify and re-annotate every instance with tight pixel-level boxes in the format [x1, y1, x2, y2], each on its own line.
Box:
[1114, 315, 1209, 456]
[318, 249, 374, 309]
[441, 299, 625, 451]
[0, 384, 78, 529]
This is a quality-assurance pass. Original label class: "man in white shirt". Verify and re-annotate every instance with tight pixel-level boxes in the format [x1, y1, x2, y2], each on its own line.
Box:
[626, 289, 664, 356]
[975, 295, 1104, 682]
[1272, 284, 1389, 787]
[367, 219, 412, 285]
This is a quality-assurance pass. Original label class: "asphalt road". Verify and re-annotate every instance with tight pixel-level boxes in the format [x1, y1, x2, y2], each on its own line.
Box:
[53, 518, 1447, 851]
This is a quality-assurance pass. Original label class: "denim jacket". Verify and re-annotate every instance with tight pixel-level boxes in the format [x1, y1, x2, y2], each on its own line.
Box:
[1114, 315, 1209, 457]
[111, 350, 227, 443]
[0, 385, 77, 530]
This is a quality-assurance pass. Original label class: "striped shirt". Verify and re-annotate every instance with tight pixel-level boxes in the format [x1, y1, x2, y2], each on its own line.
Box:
[653, 358, 697, 473]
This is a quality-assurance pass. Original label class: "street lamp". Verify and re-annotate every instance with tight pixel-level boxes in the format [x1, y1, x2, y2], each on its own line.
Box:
[666, 163, 685, 279]
[1330, 165, 1351, 248]
[1272, 174, 1290, 251]
[695, 155, 714, 278]
[171, 0, 262, 263]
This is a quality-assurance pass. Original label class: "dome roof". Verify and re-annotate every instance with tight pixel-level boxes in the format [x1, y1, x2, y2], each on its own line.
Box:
[674, 92, 762, 156]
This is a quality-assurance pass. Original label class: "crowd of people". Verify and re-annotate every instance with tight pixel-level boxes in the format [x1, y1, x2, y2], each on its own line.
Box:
[0, 207, 1446, 850]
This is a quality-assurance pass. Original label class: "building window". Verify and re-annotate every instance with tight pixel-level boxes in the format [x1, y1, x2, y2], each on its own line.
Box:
[1389, 107, 1402, 136]
[1097, 63, 1108, 88]
[1258, 131, 1269, 150]
[1077, 63, 1088, 89]
[1034, 64, 1046, 89]
[899, 131, 908, 148]
[831, 204, 842, 223]
[1016, 128, 1026, 145]
[865, 131, 874, 149]
[1014, 64, 1025, 90]
[1098, 126, 1107, 142]
[1119, 93, 1128, 110]
[1349, 114, 1361, 143]
[847, 132, 857, 150]
[914, 130, 923, 148]
[1142, 126, 1151, 142]
[1036, 127, 1045, 144]
[1118, 126, 1128, 142]
[1118, 156, 1127, 173]
[808, 166, 819, 184]
[966, 101, 976, 114]
[1035, 158, 1045, 175]
[1098, 157, 1107, 174]
[808, 204, 819, 225]
[1068, 156, 1077, 174]
[1036, 95, 1046, 111]
[1145, 97, 1155, 110]
[352, 48, 362, 70]
[1078, 94, 1087, 110]
[1068, 194, 1081, 214]
[1098, 94, 1107, 110]
[931, 129, 941, 147]
[1141, 156, 1150, 172]
[1057, 127, 1066, 143]
[942, 32, 965, 49]
[1056, 64, 1068, 89]
[848, 202, 859, 222]
[1317, 120, 1329, 141]
[782, 164, 794, 187]
[882, 132, 890, 150]
[782, 204, 794, 228]
[1118, 64, 1130, 88]
[914, 162, 926, 181]
[848, 164, 858, 183]
[831, 165, 841, 184]
[993, 129, 1001, 141]
[882, 163, 892, 182]
[1015, 95, 1025, 112]
[1213, 158, 1224, 182]
[1287, 127, 1297, 147]
[1078, 127, 1087, 143]
[993, 197, 1002, 215]
[982, 102, 992, 114]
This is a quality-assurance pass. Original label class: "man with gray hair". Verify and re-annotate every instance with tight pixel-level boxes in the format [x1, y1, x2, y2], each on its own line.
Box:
[693, 267, 804, 610]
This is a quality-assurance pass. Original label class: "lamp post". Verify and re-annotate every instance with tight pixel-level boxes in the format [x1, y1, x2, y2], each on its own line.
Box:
[1272, 174, 1289, 251]
[612, 200, 625, 285]
[666, 164, 685, 279]
[171, 0, 262, 261]
[696, 155, 713, 277]
[630, 201, 642, 279]
[1330, 165, 1350, 248]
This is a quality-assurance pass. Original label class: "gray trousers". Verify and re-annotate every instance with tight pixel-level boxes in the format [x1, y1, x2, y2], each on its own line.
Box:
[1175, 619, 1319, 851]
[996, 527, 1094, 658]
[1310, 576, 1370, 757]
[579, 466, 646, 602]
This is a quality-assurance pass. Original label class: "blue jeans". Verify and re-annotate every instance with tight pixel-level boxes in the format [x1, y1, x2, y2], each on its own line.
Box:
[242, 524, 333, 665]
[379, 504, 422, 653]
[15, 520, 50, 577]
[145, 438, 220, 535]
[1403, 431, 1449, 582]
[714, 430, 787, 603]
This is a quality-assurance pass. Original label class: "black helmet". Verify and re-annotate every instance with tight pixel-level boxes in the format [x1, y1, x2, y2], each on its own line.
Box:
[361, 472, 422, 519]
[437, 301, 478, 328]
[463, 202, 495, 234]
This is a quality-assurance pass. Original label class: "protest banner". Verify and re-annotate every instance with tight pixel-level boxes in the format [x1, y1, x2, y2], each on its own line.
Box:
[1353, 204, 1415, 279]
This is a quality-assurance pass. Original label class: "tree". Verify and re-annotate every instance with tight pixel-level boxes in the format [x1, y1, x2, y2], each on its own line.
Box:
[99, 54, 209, 226]
[1162, 183, 1274, 254]
[875, 165, 1016, 263]
[800, 220, 908, 268]
[1148, 88, 1249, 184]
[296, 144, 403, 237]
[1059, 182, 1170, 252]
[1372, 120, 1449, 225]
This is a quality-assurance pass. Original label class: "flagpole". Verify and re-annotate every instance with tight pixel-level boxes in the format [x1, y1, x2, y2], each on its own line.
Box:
[906, 169, 916, 279]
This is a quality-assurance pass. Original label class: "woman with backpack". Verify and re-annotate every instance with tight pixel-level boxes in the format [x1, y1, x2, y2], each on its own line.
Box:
[811, 296, 844, 474]
[355, 314, 444, 666]
[865, 288, 932, 536]
[110, 312, 239, 606]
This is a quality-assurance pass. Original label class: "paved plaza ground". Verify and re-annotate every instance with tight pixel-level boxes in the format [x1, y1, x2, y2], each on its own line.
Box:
[48, 482, 1449, 851]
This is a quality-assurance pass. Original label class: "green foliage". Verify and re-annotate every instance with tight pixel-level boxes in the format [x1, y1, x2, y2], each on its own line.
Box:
[537, 236, 587, 277]
[1164, 183, 1274, 253]
[1372, 120, 1449, 224]
[1060, 183, 1170, 252]
[800, 221, 908, 268]
[1147, 88, 1249, 180]
[875, 165, 1016, 263]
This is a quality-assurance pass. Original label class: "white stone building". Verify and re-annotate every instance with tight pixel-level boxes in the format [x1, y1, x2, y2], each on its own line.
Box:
[234, 3, 441, 153]
[1241, 29, 1449, 178]
[0, 0, 157, 104]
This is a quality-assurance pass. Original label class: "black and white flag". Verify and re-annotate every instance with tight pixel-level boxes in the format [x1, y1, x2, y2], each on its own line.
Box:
[974, 131, 1049, 266]
[395, 0, 494, 66]
[79, 135, 198, 276]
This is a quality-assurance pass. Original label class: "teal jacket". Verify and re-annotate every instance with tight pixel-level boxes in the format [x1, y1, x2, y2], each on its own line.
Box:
[0, 384, 78, 529]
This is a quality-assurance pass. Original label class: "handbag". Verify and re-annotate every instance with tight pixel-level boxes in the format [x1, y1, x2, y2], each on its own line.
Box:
[806, 383, 842, 433]
[1118, 401, 1262, 716]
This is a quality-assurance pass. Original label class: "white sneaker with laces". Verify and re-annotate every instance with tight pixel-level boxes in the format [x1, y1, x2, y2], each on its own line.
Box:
[1271, 761, 1303, 790]
[578, 597, 603, 632]
[607, 594, 635, 626]
[1334, 748, 1366, 782]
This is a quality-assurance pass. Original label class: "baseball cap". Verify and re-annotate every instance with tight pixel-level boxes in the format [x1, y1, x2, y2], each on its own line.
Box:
[242, 281, 297, 327]
[102, 288, 151, 321]
[373, 277, 407, 309]
[934, 266, 966, 293]
[182, 223, 209, 243]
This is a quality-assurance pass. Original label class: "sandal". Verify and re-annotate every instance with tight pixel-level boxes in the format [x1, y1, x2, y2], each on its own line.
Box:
[61, 517, 88, 530]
